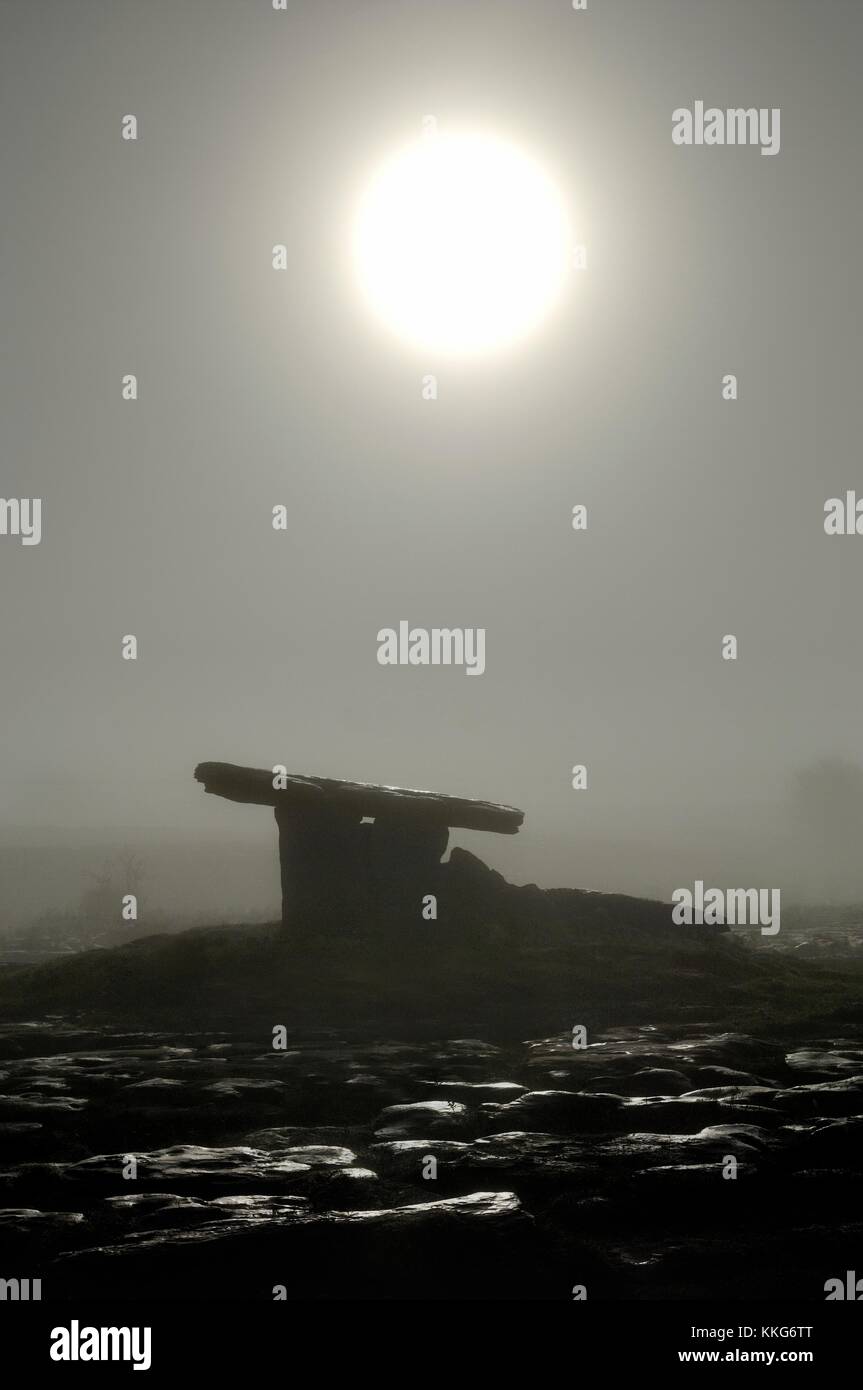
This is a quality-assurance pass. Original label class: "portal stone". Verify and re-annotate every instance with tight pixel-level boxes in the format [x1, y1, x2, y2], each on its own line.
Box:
[194, 762, 523, 934]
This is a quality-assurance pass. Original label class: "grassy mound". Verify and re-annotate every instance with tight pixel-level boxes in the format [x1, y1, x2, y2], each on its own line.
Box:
[0, 911, 859, 1037]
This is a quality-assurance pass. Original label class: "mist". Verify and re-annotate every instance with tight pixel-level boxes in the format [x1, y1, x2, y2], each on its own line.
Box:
[2, 0, 862, 927]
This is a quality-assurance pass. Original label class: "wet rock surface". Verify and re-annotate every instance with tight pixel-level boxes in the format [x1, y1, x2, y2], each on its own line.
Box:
[0, 1020, 860, 1299]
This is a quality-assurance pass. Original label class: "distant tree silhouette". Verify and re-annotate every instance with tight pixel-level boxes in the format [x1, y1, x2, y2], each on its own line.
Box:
[79, 849, 147, 930]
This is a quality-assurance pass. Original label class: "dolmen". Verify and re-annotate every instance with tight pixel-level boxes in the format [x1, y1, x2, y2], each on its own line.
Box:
[194, 762, 524, 932]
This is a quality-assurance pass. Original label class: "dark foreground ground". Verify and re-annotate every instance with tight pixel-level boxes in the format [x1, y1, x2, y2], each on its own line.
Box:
[0, 900, 861, 1301]
[1, 1021, 862, 1300]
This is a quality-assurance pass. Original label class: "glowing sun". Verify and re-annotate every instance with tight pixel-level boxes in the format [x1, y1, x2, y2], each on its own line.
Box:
[353, 131, 571, 356]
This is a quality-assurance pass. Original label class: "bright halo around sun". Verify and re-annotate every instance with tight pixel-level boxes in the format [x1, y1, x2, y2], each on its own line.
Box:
[353, 132, 572, 357]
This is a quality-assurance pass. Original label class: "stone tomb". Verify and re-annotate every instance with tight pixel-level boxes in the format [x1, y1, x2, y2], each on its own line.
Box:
[194, 762, 524, 931]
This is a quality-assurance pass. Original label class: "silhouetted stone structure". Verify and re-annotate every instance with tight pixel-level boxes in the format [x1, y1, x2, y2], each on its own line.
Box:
[194, 762, 524, 931]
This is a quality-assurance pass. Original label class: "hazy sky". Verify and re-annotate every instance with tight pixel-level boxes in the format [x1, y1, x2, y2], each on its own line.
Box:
[2, 0, 862, 916]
